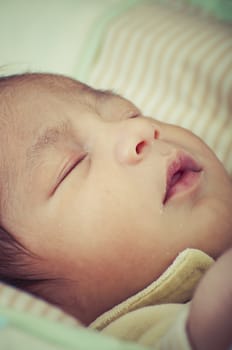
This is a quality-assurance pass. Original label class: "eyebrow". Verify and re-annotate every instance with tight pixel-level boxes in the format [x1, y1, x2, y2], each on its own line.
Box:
[25, 89, 130, 170]
[25, 91, 114, 169]
[26, 120, 71, 169]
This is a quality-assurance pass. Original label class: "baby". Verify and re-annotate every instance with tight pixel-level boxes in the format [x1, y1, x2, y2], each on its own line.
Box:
[0, 73, 232, 349]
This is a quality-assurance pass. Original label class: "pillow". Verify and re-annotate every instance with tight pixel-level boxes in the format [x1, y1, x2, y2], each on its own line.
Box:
[0, 282, 80, 326]
[0, 282, 145, 350]
[76, 0, 232, 176]
[187, 0, 232, 21]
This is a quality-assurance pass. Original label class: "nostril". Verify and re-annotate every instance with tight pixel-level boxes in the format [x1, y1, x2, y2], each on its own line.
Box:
[136, 140, 147, 154]
[154, 129, 159, 139]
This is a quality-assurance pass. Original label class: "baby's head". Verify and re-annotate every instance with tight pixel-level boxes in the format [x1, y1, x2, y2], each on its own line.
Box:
[0, 73, 231, 324]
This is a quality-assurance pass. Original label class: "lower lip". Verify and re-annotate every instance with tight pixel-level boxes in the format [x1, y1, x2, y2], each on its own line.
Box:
[164, 170, 202, 204]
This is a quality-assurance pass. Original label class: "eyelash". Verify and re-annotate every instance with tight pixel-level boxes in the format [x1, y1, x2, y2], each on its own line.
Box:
[129, 113, 140, 119]
[55, 154, 86, 191]
[65, 154, 86, 177]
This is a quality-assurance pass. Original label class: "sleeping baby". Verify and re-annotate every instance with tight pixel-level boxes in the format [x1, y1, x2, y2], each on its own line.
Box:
[0, 73, 231, 349]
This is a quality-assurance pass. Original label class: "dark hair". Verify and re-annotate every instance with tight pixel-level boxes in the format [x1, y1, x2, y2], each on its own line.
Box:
[0, 225, 43, 289]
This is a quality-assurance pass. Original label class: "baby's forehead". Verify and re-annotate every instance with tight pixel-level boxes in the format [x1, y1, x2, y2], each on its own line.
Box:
[0, 73, 135, 128]
[1, 74, 95, 130]
[0, 74, 87, 151]
[0, 74, 125, 160]
[1, 73, 138, 154]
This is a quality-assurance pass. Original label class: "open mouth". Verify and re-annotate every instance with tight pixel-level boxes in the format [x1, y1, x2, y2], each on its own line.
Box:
[163, 152, 202, 204]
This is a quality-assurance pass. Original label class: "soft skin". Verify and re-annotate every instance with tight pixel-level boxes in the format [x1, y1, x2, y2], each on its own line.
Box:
[188, 247, 232, 350]
[1, 74, 232, 324]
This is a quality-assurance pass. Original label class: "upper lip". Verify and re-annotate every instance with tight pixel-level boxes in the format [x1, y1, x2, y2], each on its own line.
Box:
[163, 151, 202, 204]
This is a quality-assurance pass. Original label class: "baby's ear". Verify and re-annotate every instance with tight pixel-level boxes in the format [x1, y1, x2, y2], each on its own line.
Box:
[187, 248, 232, 350]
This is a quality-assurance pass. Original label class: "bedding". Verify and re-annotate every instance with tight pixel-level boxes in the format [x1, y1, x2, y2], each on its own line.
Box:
[187, 0, 232, 21]
[0, 249, 213, 349]
[0, 283, 146, 349]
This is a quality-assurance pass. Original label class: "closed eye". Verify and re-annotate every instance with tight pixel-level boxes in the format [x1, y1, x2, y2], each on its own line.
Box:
[52, 154, 86, 194]
[129, 112, 141, 119]
[129, 114, 140, 119]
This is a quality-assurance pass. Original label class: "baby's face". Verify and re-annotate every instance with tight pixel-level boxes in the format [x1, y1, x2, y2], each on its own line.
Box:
[1, 75, 232, 324]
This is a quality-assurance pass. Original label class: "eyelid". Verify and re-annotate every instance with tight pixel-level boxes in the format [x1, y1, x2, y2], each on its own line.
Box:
[129, 112, 141, 119]
[51, 154, 86, 195]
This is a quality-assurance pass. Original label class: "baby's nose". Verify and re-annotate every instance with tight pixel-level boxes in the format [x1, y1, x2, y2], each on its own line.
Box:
[114, 118, 161, 165]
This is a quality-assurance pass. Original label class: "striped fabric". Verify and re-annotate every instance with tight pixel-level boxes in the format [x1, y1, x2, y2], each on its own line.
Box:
[82, 0, 232, 175]
[0, 282, 81, 327]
